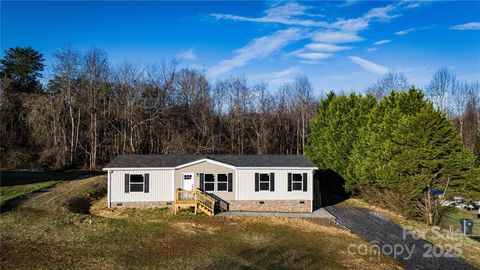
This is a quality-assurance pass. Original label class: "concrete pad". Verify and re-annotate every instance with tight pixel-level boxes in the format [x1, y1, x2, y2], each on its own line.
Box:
[216, 208, 335, 219]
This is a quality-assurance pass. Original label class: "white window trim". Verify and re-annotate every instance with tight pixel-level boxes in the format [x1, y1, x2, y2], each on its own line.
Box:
[203, 173, 231, 192]
[258, 173, 271, 191]
[203, 173, 216, 192]
[291, 173, 304, 191]
[129, 173, 145, 193]
[216, 173, 229, 192]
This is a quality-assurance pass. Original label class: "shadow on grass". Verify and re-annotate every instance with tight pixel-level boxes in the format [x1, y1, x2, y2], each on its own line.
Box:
[67, 181, 107, 214]
[205, 245, 324, 270]
[0, 170, 104, 186]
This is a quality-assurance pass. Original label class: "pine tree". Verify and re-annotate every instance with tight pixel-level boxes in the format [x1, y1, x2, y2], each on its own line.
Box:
[347, 88, 479, 224]
[0, 46, 45, 93]
[346, 89, 429, 192]
[305, 92, 376, 178]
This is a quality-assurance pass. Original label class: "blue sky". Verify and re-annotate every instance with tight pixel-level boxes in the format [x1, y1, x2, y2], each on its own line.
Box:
[1, 1, 479, 94]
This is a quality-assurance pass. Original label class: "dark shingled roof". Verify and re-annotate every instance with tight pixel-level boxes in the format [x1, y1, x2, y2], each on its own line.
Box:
[104, 155, 316, 168]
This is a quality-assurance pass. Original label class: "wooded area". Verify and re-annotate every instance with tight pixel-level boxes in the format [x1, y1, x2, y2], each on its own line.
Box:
[0, 46, 479, 175]
[1, 46, 316, 169]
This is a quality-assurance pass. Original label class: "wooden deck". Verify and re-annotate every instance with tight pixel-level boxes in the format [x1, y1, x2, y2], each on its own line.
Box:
[174, 189, 215, 216]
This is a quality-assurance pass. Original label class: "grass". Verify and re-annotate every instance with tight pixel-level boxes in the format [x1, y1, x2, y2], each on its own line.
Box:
[0, 180, 59, 207]
[340, 198, 480, 268]
[0, 170, 99, 208]
[439, 208, 480, 235]
[0, 173, 401, 270]
[0, 170, 100, 186]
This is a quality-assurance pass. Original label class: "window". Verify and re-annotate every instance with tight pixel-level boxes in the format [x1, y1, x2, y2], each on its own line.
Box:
[217, 174, 228, 191]
[292, 173, 303, 191]
[259, 173, 270, 191]
[130, 174, 144, 192]
[204, 174, 215, 191]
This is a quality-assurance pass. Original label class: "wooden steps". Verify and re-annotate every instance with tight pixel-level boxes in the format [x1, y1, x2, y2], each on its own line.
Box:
[174, 188, 215, 216]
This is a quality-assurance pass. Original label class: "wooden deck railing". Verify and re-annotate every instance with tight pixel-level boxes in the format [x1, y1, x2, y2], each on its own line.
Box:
[175, 189, 196, 205]
[174, 188, 215, 216]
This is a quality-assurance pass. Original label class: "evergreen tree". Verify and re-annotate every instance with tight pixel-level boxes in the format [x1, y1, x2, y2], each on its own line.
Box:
[346, 89, 428, 191]
[347, 88, 479, 224]
[0, 46, 45, 93]
[305, 92, 376, 178]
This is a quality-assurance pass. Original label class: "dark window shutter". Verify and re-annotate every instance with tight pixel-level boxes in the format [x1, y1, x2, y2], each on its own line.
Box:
[270, 173, 275, 191]
[200, 173, 205, 190]
[228, 173, 233, 192]
[288, 173, 292, 192]
[255, 173, 259, 192]
[303, 173, 308, 192]
[144, 174, 149, 193]
[125, 173, 130, 193]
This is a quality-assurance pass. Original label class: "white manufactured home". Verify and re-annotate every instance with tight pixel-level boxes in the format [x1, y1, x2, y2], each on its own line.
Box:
[103, 155, 318, 215]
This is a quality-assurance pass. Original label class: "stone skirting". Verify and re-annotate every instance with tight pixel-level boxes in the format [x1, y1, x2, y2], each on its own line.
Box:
[111, 200, 311, 212]
[227, 200, 311, 213]
[111, 201, 171, 208]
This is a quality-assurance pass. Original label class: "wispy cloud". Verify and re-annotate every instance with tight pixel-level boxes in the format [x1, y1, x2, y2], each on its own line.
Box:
[395, 25, 436, 35]
[176, 48, 198, 61]
[212, 3, 397, 33]
[341, 0, 358, 7]
[349, 56, 388, 74]
[210, 2, 406, 73]
[399, 0, 428, 9]
[211, 2, 328, 28]
[395, 28, 415, 35]
[367, 47, 378, 52]
[305, 43, 352, 52]
[296, 52, 332, 60]
[451, 22, 480, 30]
[250, 67, 301, 87]
[208, 28, 302, 76]
[311, 31, 363, 43]
[373, 39, 391, 45]
[363, 5, 397, 21]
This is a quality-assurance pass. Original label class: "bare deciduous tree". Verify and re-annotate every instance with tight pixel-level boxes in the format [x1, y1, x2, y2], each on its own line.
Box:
[367, 72, 410, 101]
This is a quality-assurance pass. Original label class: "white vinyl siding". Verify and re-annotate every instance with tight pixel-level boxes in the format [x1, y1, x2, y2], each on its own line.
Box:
[109, 169, 174, 203]
[237, 169, 312, 200]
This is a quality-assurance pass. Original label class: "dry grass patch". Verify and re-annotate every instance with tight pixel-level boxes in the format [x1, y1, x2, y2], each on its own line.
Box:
[2, 174, 402, 269]
[174, 221, 220, 235]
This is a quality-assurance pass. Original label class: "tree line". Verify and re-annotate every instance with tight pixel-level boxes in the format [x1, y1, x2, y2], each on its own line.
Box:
[1, 47, 478, 177]
[1, 46, 316, 169]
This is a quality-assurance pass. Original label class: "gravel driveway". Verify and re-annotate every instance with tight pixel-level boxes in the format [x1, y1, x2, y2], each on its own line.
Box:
[325, 206, 475, 270]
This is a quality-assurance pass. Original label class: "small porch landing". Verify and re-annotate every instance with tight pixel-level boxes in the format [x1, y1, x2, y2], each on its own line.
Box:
[174, 189, 216, 216]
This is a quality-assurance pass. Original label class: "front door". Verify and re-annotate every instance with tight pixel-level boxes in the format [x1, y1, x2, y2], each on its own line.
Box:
[182, 173, 194, 191]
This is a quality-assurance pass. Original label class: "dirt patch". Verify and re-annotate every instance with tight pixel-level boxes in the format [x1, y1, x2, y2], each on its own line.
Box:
[90, 197, 128, 219]
[174, 221, 220, 235]
[227, 216, 354, 237]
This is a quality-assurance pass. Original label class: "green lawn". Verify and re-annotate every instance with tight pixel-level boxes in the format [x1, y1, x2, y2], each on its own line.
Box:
[0, 170, 101, 207]
[0, 173, 400, 270]
[0, 180, 59, 207]
[439, 208, 480, 235]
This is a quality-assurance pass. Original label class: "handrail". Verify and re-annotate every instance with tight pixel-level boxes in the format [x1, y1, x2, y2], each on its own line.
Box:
[174, 188, 215, 216]
[195, 189, 215, 211]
